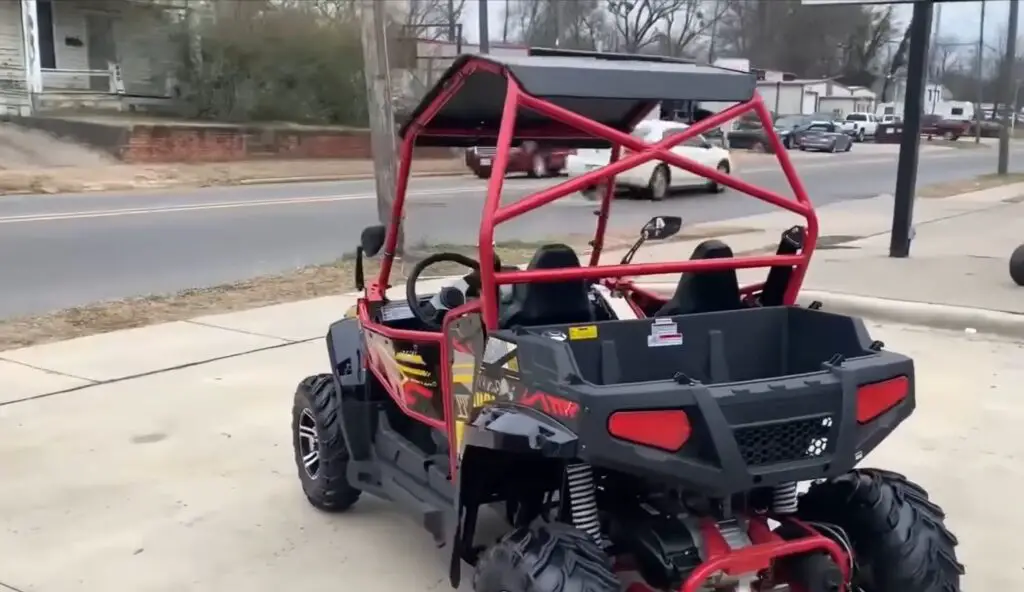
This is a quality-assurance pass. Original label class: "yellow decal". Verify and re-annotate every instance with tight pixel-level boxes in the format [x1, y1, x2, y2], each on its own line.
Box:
[455, 421, 466, 452]
[395, 351, 425, 364]
[396, 363, 430, 377]
[569, 325, 599, 340]
[474, 391, 496, 408]
[504, 356, 519, 372]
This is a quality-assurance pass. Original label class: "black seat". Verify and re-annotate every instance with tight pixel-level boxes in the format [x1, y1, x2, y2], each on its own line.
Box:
[502, 244, 594, 327]
[655, 240, 742, 316]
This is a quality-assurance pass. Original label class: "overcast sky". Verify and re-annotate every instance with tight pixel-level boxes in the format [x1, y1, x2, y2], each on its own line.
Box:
[460, 1, 1018, 55]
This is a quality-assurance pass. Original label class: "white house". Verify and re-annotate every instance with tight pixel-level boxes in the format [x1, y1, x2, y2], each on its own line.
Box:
[0, 0, 185, 116]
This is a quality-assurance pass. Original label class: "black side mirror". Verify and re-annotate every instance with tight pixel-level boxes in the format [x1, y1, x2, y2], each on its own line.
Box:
[360, 225, 387, 257]
[642, 216, 683, 240]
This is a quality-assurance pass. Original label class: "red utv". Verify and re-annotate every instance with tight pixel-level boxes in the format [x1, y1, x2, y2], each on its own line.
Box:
[291, 48, 963, 592]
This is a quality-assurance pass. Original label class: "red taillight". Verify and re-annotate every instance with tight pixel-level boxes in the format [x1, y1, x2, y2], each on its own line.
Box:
[856, 376, 910, 424]
[608, 410, 691, 452]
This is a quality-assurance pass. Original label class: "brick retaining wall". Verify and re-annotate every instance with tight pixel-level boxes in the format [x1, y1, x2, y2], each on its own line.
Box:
[8, 116, 453, 163]
[120, 125, 454, 163]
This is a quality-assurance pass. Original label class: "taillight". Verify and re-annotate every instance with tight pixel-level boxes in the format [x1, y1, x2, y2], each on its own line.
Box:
[608, 410, 691, 452]
[856, 376, 909, 424]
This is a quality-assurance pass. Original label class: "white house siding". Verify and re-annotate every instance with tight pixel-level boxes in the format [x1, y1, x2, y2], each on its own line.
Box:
[757, 82, 805, 116]
[45, 0, 175, 96]
[0, 0, 30, 115]
[817, 96, 857, 118]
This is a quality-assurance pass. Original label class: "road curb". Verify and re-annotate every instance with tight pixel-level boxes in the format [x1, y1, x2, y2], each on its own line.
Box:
[797, 290, 1024, 339]
[0, 169, 469, 197]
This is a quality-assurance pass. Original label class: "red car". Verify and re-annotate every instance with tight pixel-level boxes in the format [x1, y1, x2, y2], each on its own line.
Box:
[465, 141, 571, 178]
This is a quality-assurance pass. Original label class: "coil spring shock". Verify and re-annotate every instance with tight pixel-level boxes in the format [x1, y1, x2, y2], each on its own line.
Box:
[565, 463, 603, 545]
[772, 481, 799, 514]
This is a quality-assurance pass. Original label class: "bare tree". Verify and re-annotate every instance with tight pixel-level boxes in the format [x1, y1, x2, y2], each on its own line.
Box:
[607, 0, 689, 53]
[660, 0, 729, 58]
[509, 0, 607, 50]
[405, 0, 466, 40]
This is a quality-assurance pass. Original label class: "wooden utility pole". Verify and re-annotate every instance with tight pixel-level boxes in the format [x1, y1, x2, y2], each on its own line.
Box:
[359, 0, 401, 252]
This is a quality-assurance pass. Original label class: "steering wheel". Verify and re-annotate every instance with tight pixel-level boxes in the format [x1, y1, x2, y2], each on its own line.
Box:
[405, 252, 481, 330]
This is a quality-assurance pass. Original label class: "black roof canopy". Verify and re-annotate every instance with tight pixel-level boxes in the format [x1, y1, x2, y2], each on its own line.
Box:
[399, 51, 757, 148]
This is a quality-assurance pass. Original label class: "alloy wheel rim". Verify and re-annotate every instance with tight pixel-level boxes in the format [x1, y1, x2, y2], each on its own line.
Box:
[298, 408, 321, 480]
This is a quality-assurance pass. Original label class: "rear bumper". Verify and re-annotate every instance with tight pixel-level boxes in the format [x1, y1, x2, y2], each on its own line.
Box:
[570, 353, 914, 496]
[566, 155, 648, 189]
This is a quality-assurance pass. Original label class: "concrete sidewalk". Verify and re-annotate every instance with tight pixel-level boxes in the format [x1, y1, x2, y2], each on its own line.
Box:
[2, 182, 1024, 591]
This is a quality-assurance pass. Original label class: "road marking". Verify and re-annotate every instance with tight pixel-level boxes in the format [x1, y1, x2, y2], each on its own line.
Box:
[0, 150, 979, 224]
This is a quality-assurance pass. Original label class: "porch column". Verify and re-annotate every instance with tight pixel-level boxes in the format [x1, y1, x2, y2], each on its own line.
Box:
[19, 0, 42, 111]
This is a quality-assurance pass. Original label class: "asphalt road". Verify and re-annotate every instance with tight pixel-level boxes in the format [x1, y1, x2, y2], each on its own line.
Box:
[1, 146, 1021, 318]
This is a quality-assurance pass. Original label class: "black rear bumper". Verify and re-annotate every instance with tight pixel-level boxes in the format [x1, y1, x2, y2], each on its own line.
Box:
[570, 352, 913, 495]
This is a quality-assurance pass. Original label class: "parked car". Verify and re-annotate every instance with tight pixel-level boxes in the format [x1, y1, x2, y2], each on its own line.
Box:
[839, 112, 879, 142]
[566, 120, 734, 201]
[464, 142, 570, 178]
[792, 121, 853, 152]
[920, 114, 969, 141]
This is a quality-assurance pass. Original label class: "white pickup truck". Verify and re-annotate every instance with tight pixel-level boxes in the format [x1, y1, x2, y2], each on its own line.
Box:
[838, 112, 879, 142]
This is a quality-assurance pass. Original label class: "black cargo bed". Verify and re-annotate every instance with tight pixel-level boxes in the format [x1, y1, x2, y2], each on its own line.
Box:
[515, 307, 878, 386]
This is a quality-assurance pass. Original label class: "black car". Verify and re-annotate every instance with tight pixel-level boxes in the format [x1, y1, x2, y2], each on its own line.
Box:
[793, 121, 853, 153]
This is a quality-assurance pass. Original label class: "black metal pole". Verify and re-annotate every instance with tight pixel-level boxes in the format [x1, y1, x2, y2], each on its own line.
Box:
[478, 0, 490, 54]
[889, 0, 933, 259]
[998, 0, 1019, 175]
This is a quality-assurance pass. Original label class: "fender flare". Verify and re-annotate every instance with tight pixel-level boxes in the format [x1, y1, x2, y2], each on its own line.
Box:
[326, 316, 366, 388]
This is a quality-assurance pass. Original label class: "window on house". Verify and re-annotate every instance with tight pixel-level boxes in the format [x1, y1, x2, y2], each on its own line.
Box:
[36, 0, 56, 69]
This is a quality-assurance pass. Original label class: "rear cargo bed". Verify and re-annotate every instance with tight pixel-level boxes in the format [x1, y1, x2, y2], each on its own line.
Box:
[520, 307, 878, 386]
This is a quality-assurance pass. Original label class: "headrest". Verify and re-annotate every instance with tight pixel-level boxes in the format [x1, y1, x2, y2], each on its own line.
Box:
[529, 243, 581, 270]
[691, 239, 735, 260]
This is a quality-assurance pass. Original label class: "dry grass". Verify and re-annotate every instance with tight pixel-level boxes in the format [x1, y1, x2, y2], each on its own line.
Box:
[918, 173, 1024, 198]
[0, 225, 760, 351]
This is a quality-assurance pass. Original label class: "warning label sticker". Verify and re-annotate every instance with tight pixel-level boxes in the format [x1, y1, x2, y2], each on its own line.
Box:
[647, 317, 683, 347]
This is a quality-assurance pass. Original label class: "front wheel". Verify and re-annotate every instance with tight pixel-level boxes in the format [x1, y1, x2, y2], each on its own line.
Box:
[856, 129, 866, 142]
[292, 374, 361, 512]
[473, 523, 620, 592]
[798, 469, 963, 591]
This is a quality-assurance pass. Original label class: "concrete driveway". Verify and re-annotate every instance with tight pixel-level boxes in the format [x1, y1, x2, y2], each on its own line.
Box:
[0, 315, 1016, 591]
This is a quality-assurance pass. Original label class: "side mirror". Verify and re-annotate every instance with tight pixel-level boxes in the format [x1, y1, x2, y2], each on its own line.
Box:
[360, 225, 387, 257]
[642, 216, 683, 241]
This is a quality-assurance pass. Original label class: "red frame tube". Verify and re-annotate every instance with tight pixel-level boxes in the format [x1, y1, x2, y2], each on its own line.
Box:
[362, 55, 820, 424]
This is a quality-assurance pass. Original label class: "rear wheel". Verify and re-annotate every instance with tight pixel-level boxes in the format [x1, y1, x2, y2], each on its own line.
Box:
[752, 140, 768, 153]
[707, 161, 730, 193]
[798, 469, 963, 591]
[292, 374, 361, 512]
[473, 523, 619, 592]
[475, 169, 491, 179]
[856, 129, 866, 142]
[647, 165, 669, 201]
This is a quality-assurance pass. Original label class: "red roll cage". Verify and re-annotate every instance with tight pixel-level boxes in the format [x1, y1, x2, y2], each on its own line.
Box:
[372, 53, 818, 331]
